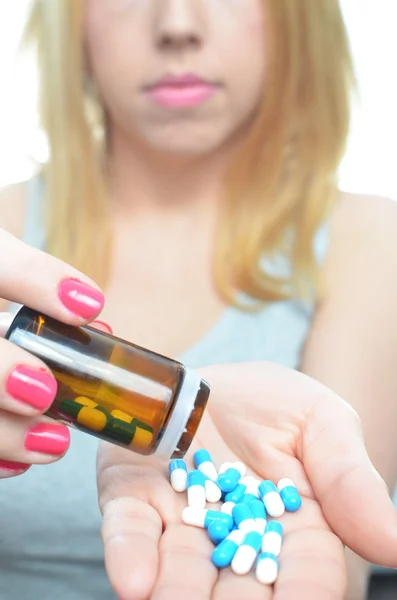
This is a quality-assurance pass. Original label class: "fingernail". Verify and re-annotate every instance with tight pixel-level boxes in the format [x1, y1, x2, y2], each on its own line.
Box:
[58, 278, 105, 320]
[25, 423, 70, 455]
[90, 320, 113, 334]
[6, 365, 57, 410]
[0, 460, 30, 473]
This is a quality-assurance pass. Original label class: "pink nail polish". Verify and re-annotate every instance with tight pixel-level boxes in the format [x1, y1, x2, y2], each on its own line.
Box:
[25, 424, 70, 455]
[6, 365, 57, 410]
[0, 460, 30, 473]
[58, 278, 105, 320]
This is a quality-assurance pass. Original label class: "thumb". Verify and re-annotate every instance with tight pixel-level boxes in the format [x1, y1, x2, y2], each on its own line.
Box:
[303, 397, 397, 568]
[97, 445, 163, 600]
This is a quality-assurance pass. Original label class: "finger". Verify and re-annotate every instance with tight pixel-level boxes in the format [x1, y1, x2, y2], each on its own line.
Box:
[101, 495, 162, 600]
[0, 338, 57, 417]
[0, 229, 104, 324]
[304, 398, 397, 567]
[0, 459, 31, 479]
[214, 567, 272, 600]
[0, 410, 70, 464]
[274, 529, 345, 600]
[151, 523, 217, 600]
[98, 450, 177, 600]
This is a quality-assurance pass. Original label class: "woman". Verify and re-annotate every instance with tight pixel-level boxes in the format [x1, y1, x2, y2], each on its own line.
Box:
[1, 1, 397, 598]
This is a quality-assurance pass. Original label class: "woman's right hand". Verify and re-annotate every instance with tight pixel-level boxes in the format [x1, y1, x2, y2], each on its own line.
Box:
[0, 228, 105, 478]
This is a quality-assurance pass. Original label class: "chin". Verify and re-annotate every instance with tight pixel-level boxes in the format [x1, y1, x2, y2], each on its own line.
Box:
[152, 141, 222, 157]
[112, 103, 243, 158]
[141, 126, 233, 158]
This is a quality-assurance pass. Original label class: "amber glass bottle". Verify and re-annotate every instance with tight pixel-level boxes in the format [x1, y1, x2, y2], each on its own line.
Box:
[6, 306, 210, 458]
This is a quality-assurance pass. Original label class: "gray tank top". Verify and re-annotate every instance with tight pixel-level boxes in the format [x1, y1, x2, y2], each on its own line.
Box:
[0, 179, 328, 599]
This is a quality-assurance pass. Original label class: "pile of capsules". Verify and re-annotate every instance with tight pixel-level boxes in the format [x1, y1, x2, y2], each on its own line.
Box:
[168, 449, 302, 585]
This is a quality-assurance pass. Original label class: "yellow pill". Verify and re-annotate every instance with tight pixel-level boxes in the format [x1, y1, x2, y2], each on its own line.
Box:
[132, 427, 153, 448]
[77, 407, 107, 432]
[111, 409, 133, 423]
[75, 396, 98, 408]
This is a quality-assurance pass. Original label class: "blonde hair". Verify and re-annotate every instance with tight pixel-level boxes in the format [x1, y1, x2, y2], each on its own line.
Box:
[23, 0, 354, 305]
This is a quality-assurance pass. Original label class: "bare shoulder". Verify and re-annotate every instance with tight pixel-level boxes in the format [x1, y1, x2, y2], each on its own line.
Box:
[319, 190, 397, 299]
[330, 190, 397, 241]
[0, 180, 28, 238]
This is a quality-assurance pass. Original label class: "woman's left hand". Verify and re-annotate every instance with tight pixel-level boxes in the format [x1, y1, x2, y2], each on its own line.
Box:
[96, 362, 397, 600]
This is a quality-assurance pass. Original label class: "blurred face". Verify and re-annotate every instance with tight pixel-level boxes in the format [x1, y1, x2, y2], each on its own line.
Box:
[84, 0, 266, 156]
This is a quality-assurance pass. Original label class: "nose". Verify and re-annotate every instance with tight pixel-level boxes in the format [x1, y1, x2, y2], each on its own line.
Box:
[154, 0, 205, 52]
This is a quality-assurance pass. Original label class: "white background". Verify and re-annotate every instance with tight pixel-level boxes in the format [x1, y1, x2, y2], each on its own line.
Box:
[0, 0, 396, 197]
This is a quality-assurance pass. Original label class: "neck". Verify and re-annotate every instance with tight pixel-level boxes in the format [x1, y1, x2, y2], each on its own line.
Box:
[106, 125, 239, 218]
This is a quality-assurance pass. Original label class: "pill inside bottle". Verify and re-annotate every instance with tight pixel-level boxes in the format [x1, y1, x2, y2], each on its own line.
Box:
[5, 306, 210, 458]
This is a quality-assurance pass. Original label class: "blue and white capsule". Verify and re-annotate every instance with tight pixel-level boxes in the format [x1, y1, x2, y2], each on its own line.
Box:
[233, 462, 247, 477]
[231, 531, 263, 575]
[182, 507, 234, 531]
[240, 476, 260, 502]
[232, 502, 257, 533]
[224, 482, 247, 504]
[277, 478, 302, 512]
[261, 521, 283, 556]
[258, 480, 285, 517]
[256, 552, 279, 584]
[187, 469, 207, 508]
[207, 520, 231, 544]
[217, 462, 246, 493]
[211, 529, 245, 568]
[193, 449, 218, 481]
[249, 500, 267, 535]
[218, 462, 233, 475]
[221, 501, 236, 516]
[168, 459, 188, 492]
[202, 474, 222, 503]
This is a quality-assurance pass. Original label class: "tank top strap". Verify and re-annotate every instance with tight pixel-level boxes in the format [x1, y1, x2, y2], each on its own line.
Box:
[22, 176, 46, 250]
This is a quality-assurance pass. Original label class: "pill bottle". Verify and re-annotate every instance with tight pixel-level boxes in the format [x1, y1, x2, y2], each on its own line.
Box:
[5, 306, 210, 458]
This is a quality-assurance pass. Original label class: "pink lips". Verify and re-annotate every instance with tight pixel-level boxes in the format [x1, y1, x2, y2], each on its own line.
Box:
[145, 74, 217, 108]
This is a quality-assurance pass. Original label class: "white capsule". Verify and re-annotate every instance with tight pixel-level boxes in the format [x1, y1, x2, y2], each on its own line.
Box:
[256, 552, 279, 584]
[203, 476, 222, 503]
[187, 470, 207, 508]
[262, 522, 283, 556]
[221, 501, 236, 516]
[231, 531, 262, 575]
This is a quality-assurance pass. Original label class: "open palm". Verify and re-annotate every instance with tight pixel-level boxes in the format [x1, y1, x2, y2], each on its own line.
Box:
[97, 363, 397, 600]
